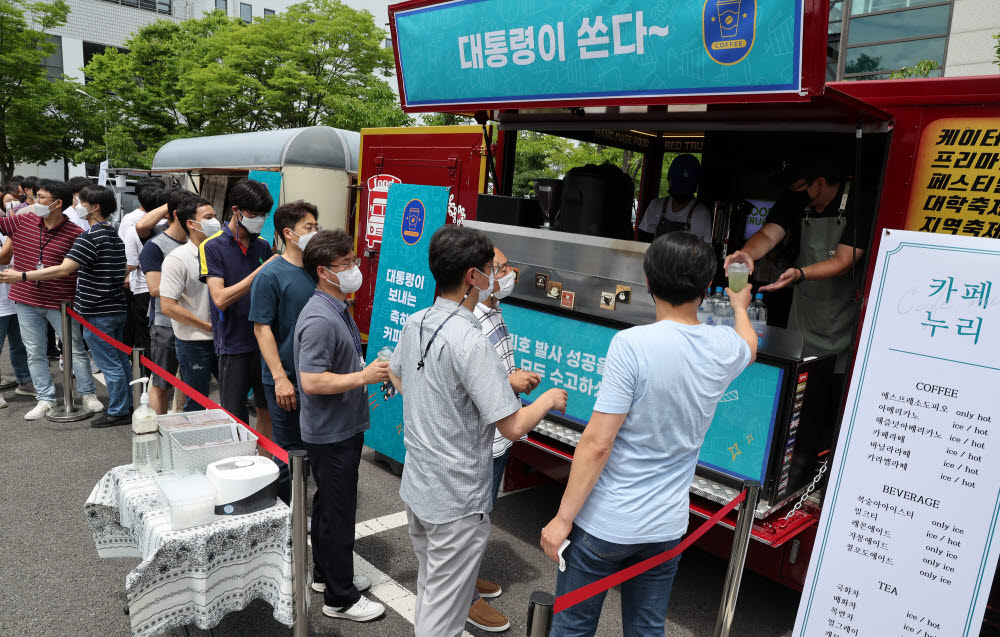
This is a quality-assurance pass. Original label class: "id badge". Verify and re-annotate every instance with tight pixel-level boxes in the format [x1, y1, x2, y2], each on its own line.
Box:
[36, 261, 43, 271]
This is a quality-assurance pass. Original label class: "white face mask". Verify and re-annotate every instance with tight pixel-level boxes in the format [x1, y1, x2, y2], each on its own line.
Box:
[290, 230, 316, 251]
[195, 218, 222, 237]
[494, 270, 516, 300]
[323, 265, 363, 294]
[74, 204, 89, 219]
[474, 268, 495, 304]
[32, 202, 54, 219]
[238, 211, 267, 235]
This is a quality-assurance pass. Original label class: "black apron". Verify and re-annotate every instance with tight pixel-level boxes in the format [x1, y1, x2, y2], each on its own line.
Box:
[654, 197, 696, 238]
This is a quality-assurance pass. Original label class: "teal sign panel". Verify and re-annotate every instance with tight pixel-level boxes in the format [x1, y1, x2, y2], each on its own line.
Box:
[502, 303, 783, 482]
[363, 184, 449, 463]
[248, 170, 282, 245]
[392, 0, 802, 108]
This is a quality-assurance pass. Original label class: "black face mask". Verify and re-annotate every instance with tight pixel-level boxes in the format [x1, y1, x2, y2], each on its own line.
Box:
[669, 190, 693, 204]
[787, 182, 815, 210]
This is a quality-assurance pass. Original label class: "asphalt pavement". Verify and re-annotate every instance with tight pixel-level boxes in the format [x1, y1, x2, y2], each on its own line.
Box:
[0, 352, 802, 637]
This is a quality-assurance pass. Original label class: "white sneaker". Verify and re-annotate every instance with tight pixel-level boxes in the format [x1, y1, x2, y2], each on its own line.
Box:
[0, 394, 7, 408]
[312, 575, 371, 594]
[82, 394, 104, 413]
[25, 400, 56, 421]
[322, 596, 385, 622]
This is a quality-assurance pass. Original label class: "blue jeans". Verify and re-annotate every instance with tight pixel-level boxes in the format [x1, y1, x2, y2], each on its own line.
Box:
[16, 304, 95, 403]
[551, 525, 683, 637]
[263, 382, 303, 504]
[491, 449, 510, 506]
[173, 339, 215, 412]
[83, 314, 133, 416]
[0, 314, 31, 383]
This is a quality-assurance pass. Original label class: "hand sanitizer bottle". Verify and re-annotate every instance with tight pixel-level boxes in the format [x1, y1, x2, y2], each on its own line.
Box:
[130, 377, 160, 474]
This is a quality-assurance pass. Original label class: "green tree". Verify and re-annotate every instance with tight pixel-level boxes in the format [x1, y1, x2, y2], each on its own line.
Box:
[889, 59, 939, 79]
[83, 1, 410, 169]
[845, 52, 883, 76]
[0, 0, 93, 181]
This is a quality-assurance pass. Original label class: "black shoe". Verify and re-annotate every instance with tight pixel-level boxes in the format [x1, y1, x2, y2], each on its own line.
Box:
[91, 412, 132, 428]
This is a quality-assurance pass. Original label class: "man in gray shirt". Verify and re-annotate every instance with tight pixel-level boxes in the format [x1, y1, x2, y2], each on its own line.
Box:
[389, 226, 567, 637]
[294, 230, 389, 624]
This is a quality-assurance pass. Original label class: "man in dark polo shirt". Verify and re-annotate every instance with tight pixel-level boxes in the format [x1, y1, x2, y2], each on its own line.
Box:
[199, 178, 275, 432]
[0, 179, 101, 420]
[294, 230, 388, 624]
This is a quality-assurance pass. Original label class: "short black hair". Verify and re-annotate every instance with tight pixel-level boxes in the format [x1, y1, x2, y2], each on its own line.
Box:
[22, 176, 41, 195]
[138, 186, 166, 212]
[3, 184, 19, 198]
[165, 188, 194, 223]
[644, 232, 716, 306]
[67, 176, 93, 194]
[274, 200, 318, 245]
[229, 178, 273, 215]
[135, 176, 166, 197]
[37, 179, 73, 211]
[78, 185, 117, 219]
[302, 229, 354, 284]
[177, 196, 212, 234]
[782, 155, 842, 187]
[428, 225, 494, 293]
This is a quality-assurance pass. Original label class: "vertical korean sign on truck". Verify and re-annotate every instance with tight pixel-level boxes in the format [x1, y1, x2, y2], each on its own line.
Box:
[794, 230, 1000, 636]
[364, 184, 448, 463]
[390, 0, 804, 110]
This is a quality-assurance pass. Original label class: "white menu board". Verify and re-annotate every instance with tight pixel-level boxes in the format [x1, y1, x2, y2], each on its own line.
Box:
[794, 230, 1000, 637]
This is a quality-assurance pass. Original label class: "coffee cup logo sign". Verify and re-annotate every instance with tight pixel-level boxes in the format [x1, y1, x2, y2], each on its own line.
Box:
[703, 0, 757, 66]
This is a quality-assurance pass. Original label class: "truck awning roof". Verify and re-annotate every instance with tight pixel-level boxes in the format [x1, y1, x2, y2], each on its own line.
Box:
[151, 126, 361, 172]
[495, 87, 893, 135]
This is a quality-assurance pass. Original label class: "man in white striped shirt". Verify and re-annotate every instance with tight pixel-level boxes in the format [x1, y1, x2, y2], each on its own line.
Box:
[469, 246, 541, 631]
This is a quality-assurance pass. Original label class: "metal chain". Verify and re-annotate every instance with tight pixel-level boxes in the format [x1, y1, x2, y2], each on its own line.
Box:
[778, 459, 829, 524]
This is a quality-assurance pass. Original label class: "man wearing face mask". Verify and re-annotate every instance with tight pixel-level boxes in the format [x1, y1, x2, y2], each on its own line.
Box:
[199, 178, 276, 433]
[2, 185, 133, 426]
[0, 180, 102, 420]
[388, 225, 568, 637]
[249, 200, 320, 503]
[159, 197, 219, 411]
[466, 245, 541, 631]
[294, 230, 388, 624]
[636, 154, 712, 243]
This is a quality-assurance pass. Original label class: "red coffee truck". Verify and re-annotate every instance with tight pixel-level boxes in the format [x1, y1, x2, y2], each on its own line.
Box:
[351, 0, 1000, 606]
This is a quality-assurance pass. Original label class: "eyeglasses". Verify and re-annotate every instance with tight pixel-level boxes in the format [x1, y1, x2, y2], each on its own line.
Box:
[327, 258, 361, 271]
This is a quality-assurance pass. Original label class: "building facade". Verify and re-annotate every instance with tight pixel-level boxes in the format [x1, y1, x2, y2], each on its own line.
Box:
[827, 0, 1000, 80]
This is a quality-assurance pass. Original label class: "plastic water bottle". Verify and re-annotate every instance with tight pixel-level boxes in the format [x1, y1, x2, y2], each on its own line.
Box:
[715, 292, 735, 328]
[697, 289, 715, 325]
[748, 293, 767, 337]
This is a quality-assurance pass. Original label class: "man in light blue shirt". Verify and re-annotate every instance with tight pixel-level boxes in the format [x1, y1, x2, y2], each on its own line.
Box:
[540, 231, 757, 637]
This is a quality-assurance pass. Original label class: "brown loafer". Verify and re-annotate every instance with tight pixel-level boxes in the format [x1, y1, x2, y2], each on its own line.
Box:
[476, 577, 502, 598]
[468, 598, 510, 632]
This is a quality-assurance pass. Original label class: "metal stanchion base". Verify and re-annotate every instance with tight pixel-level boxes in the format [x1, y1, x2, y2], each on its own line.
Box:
[47, 405, 92, 422]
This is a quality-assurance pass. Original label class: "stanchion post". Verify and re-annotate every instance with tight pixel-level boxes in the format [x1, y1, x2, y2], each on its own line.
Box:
[712, 480, 761, 637]
[526, 590, 554, 637]
[47, 302, 91, 422]
[289, 450, 309, 637]
[131, 347, 143, 408]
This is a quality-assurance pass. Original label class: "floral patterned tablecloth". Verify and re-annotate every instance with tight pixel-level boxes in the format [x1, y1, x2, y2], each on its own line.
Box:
[85, 466, 294, 636]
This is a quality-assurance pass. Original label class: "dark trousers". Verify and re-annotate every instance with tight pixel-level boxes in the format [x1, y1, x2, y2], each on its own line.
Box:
[306, 432, 364, 609]
[218, 352, 266, 423]
[263, 383, 303, 504]
[124, 292, 151, 351]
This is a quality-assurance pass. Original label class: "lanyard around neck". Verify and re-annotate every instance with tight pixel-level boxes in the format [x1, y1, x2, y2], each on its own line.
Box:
[313, 291, 362, 356]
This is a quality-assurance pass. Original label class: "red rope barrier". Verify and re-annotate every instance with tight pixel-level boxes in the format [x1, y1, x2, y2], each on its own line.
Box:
[553, 489, 747, 614]
[67, 307, 289, 464]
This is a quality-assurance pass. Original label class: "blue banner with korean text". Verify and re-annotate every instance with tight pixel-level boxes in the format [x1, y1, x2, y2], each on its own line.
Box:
[392, 0, 802, 109]
[363, 184, 449, 463]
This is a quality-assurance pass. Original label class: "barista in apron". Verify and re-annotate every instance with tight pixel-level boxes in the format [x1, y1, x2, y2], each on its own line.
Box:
[637, 154, 713, 243]
[725, 156, 867, 375]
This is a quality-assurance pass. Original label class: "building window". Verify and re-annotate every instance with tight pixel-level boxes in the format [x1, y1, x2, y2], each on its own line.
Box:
[99, 0, 172, 14]
[41, 36, 63, 82]
[216, 0, 226, 11]
[832, 0, 952, 81]
[240, 2, 252, 22]
[264, 8, 274, 15]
